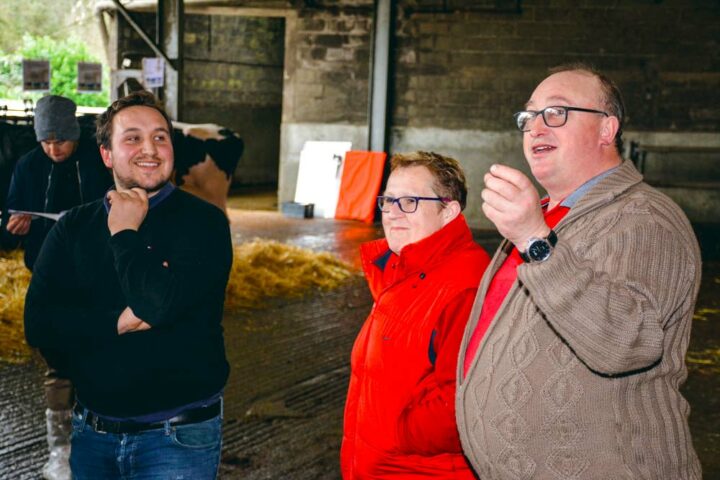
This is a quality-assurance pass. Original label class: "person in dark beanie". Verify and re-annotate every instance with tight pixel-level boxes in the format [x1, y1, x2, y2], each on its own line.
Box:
[3, 95, 111, 269]
[2, 95, 111, 480]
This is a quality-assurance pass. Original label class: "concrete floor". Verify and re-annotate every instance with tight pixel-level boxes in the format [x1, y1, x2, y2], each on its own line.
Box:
[0, 207, 718, 479]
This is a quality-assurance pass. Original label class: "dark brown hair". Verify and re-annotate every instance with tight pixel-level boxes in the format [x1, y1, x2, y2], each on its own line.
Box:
[390, 151, 468, 210]
[548, 62, 625, 153]
[96, 91, 173, 150]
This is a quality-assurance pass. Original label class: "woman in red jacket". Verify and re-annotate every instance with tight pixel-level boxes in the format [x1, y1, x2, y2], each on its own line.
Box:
[341, 151, 490, 478]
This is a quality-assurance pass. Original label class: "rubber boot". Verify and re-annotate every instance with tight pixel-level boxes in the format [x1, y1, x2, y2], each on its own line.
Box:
[42, 408, 72, 480]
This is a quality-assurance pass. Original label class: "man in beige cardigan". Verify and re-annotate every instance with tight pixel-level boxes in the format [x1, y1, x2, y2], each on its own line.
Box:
[456, 64, 702, 479]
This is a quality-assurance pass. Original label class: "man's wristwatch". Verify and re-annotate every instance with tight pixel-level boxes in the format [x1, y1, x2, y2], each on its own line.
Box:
[519, 230, 557, 263]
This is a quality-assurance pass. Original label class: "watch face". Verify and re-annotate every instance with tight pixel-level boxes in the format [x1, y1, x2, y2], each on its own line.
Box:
[528, 239, 551, 261]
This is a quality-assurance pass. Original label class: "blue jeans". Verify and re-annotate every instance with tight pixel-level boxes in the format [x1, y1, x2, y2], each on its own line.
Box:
[69, 404, 223, 479]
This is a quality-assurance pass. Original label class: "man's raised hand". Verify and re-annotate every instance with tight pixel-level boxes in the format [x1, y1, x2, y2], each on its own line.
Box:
[481, 164, 550, 249]
[107, 188, 149, 235]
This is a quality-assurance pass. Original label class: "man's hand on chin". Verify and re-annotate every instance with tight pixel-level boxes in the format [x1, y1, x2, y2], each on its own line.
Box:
[107, 187, 149, 235]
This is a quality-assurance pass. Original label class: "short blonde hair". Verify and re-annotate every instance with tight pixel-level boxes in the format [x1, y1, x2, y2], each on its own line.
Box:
[390, 151, 468, 210]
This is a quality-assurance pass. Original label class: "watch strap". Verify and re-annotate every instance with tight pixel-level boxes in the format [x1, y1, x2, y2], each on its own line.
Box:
[546, 229, 558, 247]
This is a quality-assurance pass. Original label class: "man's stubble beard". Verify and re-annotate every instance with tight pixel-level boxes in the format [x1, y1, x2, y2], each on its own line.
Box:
[112, 157, 173, 194]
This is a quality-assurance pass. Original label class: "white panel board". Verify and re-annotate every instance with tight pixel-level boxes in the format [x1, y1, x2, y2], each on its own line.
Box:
[294, 141, 351, 218]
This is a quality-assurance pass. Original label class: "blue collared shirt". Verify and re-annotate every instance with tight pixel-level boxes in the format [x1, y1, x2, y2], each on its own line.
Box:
[557, 165, 620, 209]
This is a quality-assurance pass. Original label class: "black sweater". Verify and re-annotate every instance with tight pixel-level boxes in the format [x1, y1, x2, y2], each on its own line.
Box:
[25, 188, 232, 417]
[3, 137, 112, 270]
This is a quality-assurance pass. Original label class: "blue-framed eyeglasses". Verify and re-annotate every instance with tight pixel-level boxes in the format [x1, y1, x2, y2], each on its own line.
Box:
[377, 195, 449, 213]
[514, 105, 608, 132]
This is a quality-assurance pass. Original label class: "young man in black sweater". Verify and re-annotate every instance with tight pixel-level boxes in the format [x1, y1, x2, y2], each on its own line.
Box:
[24, 91, 233, 479]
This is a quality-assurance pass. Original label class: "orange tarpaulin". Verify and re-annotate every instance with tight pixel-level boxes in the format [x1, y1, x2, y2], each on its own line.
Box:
[335, 151, 386, 224]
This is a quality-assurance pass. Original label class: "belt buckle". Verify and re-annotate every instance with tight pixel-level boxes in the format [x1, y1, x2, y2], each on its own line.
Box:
[91, 414, 107, 435]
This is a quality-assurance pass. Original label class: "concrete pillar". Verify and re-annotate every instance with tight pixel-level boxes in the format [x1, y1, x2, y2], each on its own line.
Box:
[158, 0, 184, 120]
[368, 0, 392, 152]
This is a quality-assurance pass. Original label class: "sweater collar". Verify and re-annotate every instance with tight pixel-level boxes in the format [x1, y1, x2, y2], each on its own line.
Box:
[103, 182, 176, 214]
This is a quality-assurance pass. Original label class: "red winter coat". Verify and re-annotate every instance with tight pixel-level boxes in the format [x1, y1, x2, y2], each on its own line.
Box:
[341, 214, 490, 479]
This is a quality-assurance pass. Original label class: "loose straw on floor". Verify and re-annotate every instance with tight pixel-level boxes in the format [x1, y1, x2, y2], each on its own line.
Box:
[0, 250, 32, 363]
[0, 241, 356, 364]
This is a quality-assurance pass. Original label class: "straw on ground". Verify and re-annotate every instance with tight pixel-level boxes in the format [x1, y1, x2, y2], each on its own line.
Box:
[0, 241, 356, 363]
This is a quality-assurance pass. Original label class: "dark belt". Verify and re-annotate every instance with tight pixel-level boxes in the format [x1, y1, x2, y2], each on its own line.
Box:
[73, 401, 221, 434]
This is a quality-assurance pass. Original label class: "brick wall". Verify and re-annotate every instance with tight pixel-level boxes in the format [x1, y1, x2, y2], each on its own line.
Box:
[393, 0, 720, 132]
[386, 0, 720, 226]
[183, 14, 285, 185]
[286, 6, 373, 124]
[184, 15, 284, 109]
[277, 2, 374, 200]
[113, 0, 720, 147]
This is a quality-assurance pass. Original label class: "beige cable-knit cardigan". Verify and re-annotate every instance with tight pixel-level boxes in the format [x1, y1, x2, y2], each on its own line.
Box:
[457, 161, 702, 480]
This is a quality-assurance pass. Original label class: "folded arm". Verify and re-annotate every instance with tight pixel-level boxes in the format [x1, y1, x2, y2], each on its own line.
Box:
[24, 219, 121, 351]
[109, 211, 232, 328]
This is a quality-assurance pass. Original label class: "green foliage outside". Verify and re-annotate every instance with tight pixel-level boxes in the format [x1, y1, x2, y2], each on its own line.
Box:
[0, 35, 109, 107]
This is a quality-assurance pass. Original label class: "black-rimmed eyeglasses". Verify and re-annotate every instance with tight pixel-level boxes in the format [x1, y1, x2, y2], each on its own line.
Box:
[513, 106, 608, 132]
[377, 195, 449, 213]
